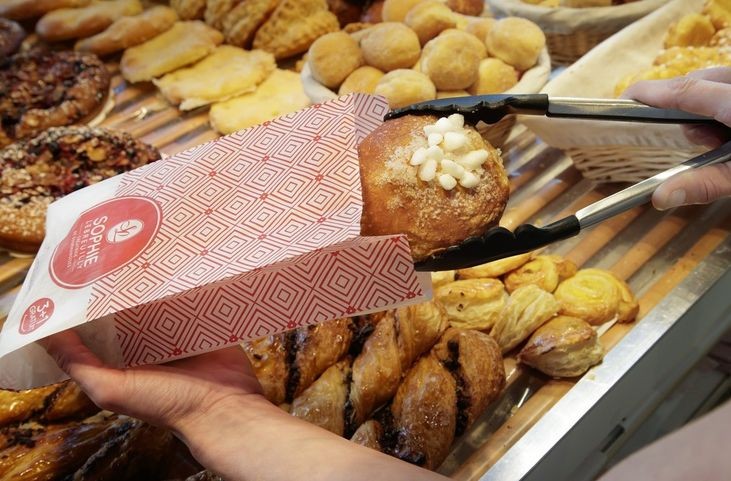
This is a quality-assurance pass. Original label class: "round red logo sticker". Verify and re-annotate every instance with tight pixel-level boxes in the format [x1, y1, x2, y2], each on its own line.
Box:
[19, 298, 55, 334]
[49, 196, 162, 289]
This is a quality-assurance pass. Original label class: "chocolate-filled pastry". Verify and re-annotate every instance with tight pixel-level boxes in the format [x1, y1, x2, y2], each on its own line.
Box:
[504, 255, 577, 294]
[290, 301, 448, 436]
[0, 126, 160, 253]
[518, 315, 604, 378]
[359, 113, 509, 262]
[0, 50, 110, 148]
[351, 328, 505, 470]
[555, 269, 639, 326]
[243, 316, 376, 405]
[491, 284, 560, 353]
[0, 19, 25, 58]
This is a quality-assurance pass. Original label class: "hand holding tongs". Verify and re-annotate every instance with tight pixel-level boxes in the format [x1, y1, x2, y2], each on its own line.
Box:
[384, 94, 729, 272]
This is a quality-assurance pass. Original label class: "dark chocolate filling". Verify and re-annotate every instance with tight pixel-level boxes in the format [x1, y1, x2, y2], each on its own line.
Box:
[442, 339, 472, 437]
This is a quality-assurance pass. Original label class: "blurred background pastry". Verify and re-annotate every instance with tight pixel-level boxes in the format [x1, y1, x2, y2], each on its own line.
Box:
[468, 57, 519, 95]
[421, 29, 486, 90]
[309, 31, 364, 88]
[373, 69, 436, 108]
[0, 0, 91, 20]
[36, 0, 143, 42]
[403, 0, 459, 45]
[0, 18, 24, 58]
[360, 22, 422, 71]
[486, 17, 546, 72]
[338, 65, 385, 95]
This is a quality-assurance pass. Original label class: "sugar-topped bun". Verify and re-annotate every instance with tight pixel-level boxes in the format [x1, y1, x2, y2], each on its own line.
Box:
[359, 114, 509, 261]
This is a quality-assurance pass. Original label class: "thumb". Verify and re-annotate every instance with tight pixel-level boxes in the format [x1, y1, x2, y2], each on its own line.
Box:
[653, 163, 731, 210]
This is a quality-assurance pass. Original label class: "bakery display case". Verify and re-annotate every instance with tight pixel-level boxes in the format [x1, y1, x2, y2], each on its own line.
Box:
[2, 0, 731, 480]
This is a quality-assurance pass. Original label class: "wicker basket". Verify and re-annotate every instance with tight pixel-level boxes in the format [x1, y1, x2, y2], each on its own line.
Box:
[519, 0, 709, 184]
[488, 0, 669, 66]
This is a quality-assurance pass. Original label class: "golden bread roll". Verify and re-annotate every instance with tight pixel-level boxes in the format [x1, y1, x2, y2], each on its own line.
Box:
[359, 114, 509, 261]
[486, 17, 545, 71]
[491, 284, 560, 353]
[74, 6, 177, 56]
[447, 0, 484, 15]
[504, 254, 577, 293]
[664, 13, 716, 48]
[120, 21, 223, 83]
[382, 0, 426, 22]
[518, 315, 604, 378]
[435, 278, 508, 331]
[253, 0, 340, 59]
[456, 252, 532, 279]
[170, 0, 206, 20]
[223, 0, 280, 48]
[154, 46, 276, 110]
[464, 17, 496, 43]
[36, 0, 142, 41]
[704, 0, 731, 30]
[0, 0, 90, 20]
[209, 69, 310, 134]
[430, 270, 455, 288]
[308, 31, 364, 88]
[404, 0, 458, 45]
[373, 69, 436, 108]
[555, 269, 638, 325]
[421, 29, 487, 90]
[339, 65, 385, 95]
[436, 90, 470, 98]
[360, 22, 422, 72]
[468, 57, 519, 95]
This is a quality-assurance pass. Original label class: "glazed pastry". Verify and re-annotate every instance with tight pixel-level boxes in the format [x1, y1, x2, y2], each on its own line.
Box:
[404, 0, 459, 45]
[360, 22, 422, 72]
[120, 21, 223, 83]
[243, 317, 373, 405]
[0, 50, 110, 148]
[435, 278, 508, 331]
[358, 114, 509, 261]
[486, 17, 545, 71]
[430, 270, 456, 288]
[75, 6, 178, 56]
[351, 328, 505, 470]
[554, 269, 638, 325]
[0, 0, 91, 20]
[0, 127, 160, 253]
[36, 0, 143, 42]
[456, 252, 532, 279]
[0, 19, 25, 58]
[0, 381, 97, 427]
[518, 315, 604, 378]
[381, 0, 426, 21]
[290, 301, 448, 436]
[170, 0, 206, 19]
[664, 13, 716, 48]
[447, 0, 484, 15]
[209, 69, 310, 134]
[491, 284, 560, 353]
[468, 57, 519, 95]
[253, 0, 340, 59]
[339, 65, 385, 95]
[373, 69, 436, 108]
[503, 254, 577, 294]
[154, 46, 275, 110]
[308, 31, 364, 88]
[222, 0, 279, 48]
[421, 29, 487, 90]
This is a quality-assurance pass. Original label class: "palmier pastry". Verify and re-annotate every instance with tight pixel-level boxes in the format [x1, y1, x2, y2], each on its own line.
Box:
[518, 316, 604, 378]
[359, 114, 509, 261]
[0, 126, 160, 253]
[36, 0, 143, 42]
[0, 0, 91, 20]
[554, 269, 639, 325]
[456, 252, 532, 279]
[504, 254, 577, 293]
[435, 278, 508, 331]
[0, 50, 110, 148]
[0, 19, 25, 58]
[491, 284, 560, 353]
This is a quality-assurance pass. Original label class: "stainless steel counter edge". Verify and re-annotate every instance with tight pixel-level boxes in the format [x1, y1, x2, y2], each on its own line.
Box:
[483, 234, 731, 481]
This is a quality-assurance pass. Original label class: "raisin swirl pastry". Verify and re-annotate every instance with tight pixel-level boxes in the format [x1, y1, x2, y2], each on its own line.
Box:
[0, 50, 111, 148]
[0, 126, 160, 253]
[351, 328, 505, 470]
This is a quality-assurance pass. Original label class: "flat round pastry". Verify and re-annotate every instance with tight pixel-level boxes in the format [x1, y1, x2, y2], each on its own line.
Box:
[435, 278, 508, 331]
[0, 19, 25, 58]
[555, 268, 638, 325]
[0, 50, 110, 149]
[0, 126, 160, 253]
[359, 114, 509, 261]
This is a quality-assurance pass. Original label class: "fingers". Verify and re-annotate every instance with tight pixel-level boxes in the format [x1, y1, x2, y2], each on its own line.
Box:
[682, 124, 730, 149]
[652, 162, 731, 210]
[687, 67, 731, 83]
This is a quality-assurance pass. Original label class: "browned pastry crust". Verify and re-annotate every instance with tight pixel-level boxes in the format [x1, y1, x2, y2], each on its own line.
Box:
[223, 0, 280, 48]
[351, 328, 505, 470]
[0, 50, 110, 148]
[0, 0, 91, 20]
[290, 301, 448, 436]
[0, 381, 98, 429]
[0, 126, 160, 253]
[447, 0, 484, 15]
[358, 115, 509, 261]
[74, 5, 178, 56]
[171, 0, 207, 20]
[0, 19, 25, 58]
[361, 0, 384, 22]
[328, 0, 364, 26]
[36, 0, 144, 42]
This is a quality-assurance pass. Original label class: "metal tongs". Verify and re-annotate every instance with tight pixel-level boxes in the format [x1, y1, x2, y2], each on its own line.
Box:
[384, 94, 730, 272]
